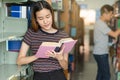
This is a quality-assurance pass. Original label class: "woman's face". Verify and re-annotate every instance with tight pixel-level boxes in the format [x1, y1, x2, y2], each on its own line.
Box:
[36, 8, 53, 31]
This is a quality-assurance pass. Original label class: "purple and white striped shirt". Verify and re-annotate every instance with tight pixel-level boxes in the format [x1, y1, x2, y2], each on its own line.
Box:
[23, 28, 69, 72]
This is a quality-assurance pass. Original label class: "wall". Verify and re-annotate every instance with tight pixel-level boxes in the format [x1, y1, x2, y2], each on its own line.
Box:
[76, 0, 116, 30]
[76, 0, 115, 9]
[0, 2, 4, 64]
[76, 0, 116, 31]
[0, 8, 2, 33]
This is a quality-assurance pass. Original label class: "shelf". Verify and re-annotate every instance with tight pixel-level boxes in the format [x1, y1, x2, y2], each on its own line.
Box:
[0, 32, 24, 42]
[3, 0, 27, 3]
[52, 0, 63, 11]
[0, 64, 28, 80]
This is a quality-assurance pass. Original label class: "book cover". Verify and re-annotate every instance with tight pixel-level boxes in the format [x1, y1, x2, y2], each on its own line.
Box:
[35, 38, 77, 58]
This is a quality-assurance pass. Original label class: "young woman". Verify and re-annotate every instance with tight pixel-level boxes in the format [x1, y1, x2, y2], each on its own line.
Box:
[17, 1, 69, 80]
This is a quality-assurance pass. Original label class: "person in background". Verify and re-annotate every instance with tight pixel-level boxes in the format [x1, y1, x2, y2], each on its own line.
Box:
[17, 1, 69, 80]
[93, 4, 120, 80]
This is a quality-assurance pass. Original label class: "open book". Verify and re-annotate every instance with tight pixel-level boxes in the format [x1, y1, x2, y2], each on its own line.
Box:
[35, 38, 77, 58]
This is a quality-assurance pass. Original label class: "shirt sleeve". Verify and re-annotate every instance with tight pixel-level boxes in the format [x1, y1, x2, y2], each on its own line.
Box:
[22, 28, 32, 46]
[97, 21, 111, 35]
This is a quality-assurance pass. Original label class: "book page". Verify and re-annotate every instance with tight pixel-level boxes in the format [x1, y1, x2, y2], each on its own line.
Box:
[41, 42, 61, 47]
[62, 40, 77, 54]
[59, 38, 73, 43]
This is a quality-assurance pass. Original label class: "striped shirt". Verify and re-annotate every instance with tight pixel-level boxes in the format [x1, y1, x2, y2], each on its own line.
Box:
[93, 19, 111, 55]
[23, 28, 69, 72]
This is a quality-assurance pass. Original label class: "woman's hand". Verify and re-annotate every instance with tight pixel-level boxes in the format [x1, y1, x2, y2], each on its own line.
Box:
[46, 46, 68, 69]
[46, 46, 65, 60]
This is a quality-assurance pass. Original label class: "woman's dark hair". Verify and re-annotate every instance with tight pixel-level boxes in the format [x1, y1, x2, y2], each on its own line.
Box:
[31, 0, 57, 32]
[100, 4, 114, 15]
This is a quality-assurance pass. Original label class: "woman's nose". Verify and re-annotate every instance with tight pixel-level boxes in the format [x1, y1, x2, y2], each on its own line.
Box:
[43, 19, 47, 24]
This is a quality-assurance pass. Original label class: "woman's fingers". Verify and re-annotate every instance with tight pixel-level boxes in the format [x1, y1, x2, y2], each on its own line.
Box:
[45, 46, 65, 59]
[46, 50, 56, 58]
[59, 45, 65, 53]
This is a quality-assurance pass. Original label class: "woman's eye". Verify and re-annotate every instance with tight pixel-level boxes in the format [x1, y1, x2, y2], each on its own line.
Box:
[46, 15, 50, 18]
[39, 18, 43, 20]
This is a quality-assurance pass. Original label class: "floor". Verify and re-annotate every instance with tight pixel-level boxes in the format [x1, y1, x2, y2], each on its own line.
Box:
[69, 51, 116, 80]
[69, 28, 117, 80]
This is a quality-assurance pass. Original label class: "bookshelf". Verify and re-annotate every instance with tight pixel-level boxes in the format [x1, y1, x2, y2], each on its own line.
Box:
[109, 1, 120, 79]
[0, 0, 30, 80]
[52, 0, 63, 11]
[0, 64, 29, 80]
[2, 0, 27, 3]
